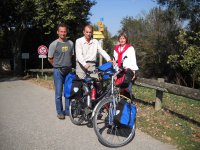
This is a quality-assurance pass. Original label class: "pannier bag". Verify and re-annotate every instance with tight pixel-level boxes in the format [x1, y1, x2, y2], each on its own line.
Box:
[98, 62, 115, 80]
[64, 72, 82, 99]
[114, 98, 136, 128]
[115, 68, 134, 88]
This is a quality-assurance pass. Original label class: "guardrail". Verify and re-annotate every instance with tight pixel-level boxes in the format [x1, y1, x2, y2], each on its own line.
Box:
[28, 69, 200, 110]
[135, 78, 200, 110]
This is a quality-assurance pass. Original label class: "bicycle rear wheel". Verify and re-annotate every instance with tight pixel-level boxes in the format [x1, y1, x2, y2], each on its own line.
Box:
[69, 98, 85, 125]
[93, 96, 136, 147]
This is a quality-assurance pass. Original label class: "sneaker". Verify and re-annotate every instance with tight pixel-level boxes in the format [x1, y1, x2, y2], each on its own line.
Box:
[57, 114, 65, 120]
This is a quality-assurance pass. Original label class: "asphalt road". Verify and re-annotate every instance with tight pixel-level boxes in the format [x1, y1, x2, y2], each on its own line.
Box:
[0, 78, 177, 150]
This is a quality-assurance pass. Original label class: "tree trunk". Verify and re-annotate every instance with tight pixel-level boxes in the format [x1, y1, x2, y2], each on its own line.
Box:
[13, 48, 22, 75]
[12, 29, 26, 75]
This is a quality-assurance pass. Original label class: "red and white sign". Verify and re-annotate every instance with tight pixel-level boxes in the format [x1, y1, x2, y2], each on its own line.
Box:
[38, 45, 48, 55]
[39, 55, 47, 58]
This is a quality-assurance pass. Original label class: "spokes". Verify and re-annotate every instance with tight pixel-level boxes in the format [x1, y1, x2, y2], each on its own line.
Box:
[93, 98, 135, 147]
[69, 99, 85, 125]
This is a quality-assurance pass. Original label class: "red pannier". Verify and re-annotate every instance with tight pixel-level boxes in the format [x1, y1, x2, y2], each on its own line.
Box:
[115, 68, 134, 89]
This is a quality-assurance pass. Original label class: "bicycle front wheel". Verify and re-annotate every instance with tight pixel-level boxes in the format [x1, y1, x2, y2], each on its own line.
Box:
[93, 97, 136, 147]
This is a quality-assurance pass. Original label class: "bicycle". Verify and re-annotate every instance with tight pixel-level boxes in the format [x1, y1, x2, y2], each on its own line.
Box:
[69, 62, 114, 126]
[92, 62, 136, 147]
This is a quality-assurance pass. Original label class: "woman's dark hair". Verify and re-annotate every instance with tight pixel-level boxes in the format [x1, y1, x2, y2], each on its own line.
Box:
[118, 32, 129, 43]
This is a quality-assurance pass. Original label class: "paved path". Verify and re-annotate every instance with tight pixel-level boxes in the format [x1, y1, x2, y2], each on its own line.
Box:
[0, 78, 177, 150]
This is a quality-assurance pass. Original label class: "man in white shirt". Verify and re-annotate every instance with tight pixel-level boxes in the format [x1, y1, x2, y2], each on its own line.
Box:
[75, 24, 111, 79]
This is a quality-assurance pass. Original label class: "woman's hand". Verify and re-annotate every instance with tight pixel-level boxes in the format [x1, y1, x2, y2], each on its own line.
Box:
[132, 70, 136, 80]
[112, 60, 117, 66]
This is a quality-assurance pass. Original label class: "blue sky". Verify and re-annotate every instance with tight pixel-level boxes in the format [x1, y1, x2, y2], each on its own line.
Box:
[90, 0, 158, 36]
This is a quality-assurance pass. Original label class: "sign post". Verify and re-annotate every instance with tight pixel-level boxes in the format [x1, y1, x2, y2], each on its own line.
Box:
[94, 18, 105, 66]
[37, 45, 48, 75]
[98, 39, 103, 65]
[22, 53, 29, 72]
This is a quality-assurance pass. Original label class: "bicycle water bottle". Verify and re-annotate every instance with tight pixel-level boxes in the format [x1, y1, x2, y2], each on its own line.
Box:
[90, 84, 96, 101]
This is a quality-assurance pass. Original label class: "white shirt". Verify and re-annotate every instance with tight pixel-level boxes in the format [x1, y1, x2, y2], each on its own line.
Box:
[75, 37, 111, 66]
[114, 46, 139, 71]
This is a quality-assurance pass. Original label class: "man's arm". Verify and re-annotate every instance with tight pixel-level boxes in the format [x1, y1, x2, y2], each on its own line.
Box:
[48, 57, 54, 66]
[48, 40, 56, 67]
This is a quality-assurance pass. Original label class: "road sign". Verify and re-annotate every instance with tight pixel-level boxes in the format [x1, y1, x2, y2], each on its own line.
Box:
[38, 45, 48, 55]
[97, 21, 104, 32]
[39, 55, 47, 58]
[22, 53, 29, 59]
[93, 31, 105, 39]
[100, 18, 104, 21]
[22, 53, 29, 71]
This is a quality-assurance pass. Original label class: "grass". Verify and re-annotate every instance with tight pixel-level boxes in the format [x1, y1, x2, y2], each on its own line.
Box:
[26, 75, 54, 90]
[133, 85, 200, 150]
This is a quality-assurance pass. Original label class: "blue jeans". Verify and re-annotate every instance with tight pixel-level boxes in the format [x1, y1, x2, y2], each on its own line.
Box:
[53, 68, 70, 115]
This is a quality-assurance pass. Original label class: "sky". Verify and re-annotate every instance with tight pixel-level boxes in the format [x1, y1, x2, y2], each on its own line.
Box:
[90, 0, 158, 36]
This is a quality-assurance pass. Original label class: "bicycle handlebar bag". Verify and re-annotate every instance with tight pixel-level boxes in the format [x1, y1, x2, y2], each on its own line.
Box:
[98, 62, 115, 79]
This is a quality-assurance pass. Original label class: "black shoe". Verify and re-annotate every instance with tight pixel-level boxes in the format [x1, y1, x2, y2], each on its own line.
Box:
[57, 114, 65, 120]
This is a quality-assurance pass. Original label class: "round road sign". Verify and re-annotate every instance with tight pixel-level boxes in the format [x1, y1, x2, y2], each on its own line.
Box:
[38, 45, 48, 55]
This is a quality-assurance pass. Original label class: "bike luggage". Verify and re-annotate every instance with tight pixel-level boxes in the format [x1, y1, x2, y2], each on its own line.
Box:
[114, 98, 136, 128]
[98, 62, 115, 80]
[115, 68, 134, 88]
[64, 72, 82, 99]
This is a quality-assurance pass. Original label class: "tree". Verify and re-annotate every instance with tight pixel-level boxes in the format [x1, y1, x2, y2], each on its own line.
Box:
[34, 0, 96, 40]
[156, 0, 200, 88]
[168, 30, 200, 88]
[119, 8, 180, 78]
[155, 0, 200, 31]
[0, 0, 36, 74]
[0, 0, 95, 74]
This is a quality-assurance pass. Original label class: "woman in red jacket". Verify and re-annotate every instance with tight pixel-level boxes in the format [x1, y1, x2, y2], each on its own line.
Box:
[113, 32, 139, 99]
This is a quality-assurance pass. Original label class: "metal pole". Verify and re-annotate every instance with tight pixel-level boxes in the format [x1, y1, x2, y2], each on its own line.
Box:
[42, 58, 43, 76]
[25, 59, 27, 72]
[99, 39, 103, 66]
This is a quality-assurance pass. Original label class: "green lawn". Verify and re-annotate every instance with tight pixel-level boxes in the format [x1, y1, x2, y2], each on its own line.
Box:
[133, 85, 200, 150]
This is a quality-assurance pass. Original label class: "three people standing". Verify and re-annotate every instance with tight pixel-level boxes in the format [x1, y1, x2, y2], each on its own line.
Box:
[48, 23, 138, 119]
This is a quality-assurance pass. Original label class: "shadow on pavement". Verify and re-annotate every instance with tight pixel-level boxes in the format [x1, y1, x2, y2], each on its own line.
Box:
[0, 71, 34, 82]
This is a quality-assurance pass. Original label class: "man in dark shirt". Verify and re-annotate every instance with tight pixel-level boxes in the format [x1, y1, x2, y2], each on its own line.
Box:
[48, 23, 74, 119]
